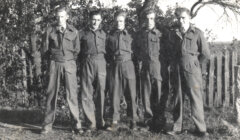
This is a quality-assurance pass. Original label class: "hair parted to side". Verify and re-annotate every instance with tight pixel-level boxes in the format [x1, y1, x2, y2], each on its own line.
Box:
[174, 7, 191, 17]
[54, 5, 70, 15]
[142, 9, 156, 19]
[89, 10, 102, 19]
[114, 10, 128, 20]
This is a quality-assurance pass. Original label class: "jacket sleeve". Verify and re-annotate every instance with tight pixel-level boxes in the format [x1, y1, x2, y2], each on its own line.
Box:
[160, 28, 171, 66]
[105, 34, 113, 64]
[41, 27, 51, 56]
[197, 30, 210, 64]
[132, 32, 142, 62]
[74, 30, 80, 58]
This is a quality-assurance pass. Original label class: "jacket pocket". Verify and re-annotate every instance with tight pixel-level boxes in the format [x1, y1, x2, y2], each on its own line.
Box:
[181, 58, 200, 73]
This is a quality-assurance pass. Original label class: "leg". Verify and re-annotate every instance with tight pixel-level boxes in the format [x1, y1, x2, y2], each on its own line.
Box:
[141, 71, 153, 121]
[111, 63, 122, 122]
[172, 66, 184, 132]
[149, 61, 162, 131]
[43, 61, 61, 127]
[80, 59, 96, 127]
[184, 71, 207, 132]
[96, 60, 107, 127]
[64, 61, 81, 129]
[122, 61, 137, 123]
[151, 77, 162, 120]
[159, 62, 170, 120]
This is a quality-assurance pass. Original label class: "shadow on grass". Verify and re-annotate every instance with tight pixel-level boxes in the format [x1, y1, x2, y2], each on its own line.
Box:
[0, 109, 75, 134]
[0, 109, 44, 124]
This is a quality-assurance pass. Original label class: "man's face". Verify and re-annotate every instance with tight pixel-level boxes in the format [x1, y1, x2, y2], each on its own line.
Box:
[56, 10, 69, 26]
[116, 15, 125, 31]
[91, 14, 102, 30]
[146, 13, 155, 30]
[177, 11, 191, 28]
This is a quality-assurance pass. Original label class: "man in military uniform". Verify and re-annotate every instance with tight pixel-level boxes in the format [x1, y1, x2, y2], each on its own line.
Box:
[167, 7, 210, 137]
[106, 11, 137, 131]
[41, 6, 82, 134]
[79, 10, 106, 132]
[135, 10, 162, 131]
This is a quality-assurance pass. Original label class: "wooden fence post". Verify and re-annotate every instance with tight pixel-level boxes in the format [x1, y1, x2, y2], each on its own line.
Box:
[208, 54, 215, 107]
[21, 48, 28, 105]
[216, 52, 223, 107]
[223, 50, 230, 107]
[231, 51, 238, 106]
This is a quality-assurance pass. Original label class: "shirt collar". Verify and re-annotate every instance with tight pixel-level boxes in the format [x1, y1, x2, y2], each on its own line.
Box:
[56, 23, 74, 33]
[116, 28, 128, 35]
[176, 24, 195, 34]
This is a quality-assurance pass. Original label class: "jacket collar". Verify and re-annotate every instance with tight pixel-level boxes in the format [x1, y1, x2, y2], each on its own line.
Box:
[87, 26, 104, 34]
[175, 24, 195, 40]
[66, 23, 75, 32]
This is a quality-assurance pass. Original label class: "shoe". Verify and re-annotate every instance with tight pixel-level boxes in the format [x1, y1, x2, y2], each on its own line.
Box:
[151, 117, 166, 132]
[41, 125, 53, 134]
[130, 121, 138, 131]
[86, 125, 97, 133]
[166, 130, 182, 136]
[97, 124, 107, 130]
[194, 131, 209, 137]
[73, 128, 84, 134]
[106, 123, 118, 131]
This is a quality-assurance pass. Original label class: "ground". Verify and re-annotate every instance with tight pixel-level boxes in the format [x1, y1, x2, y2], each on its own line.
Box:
[0, 106, 239, 140]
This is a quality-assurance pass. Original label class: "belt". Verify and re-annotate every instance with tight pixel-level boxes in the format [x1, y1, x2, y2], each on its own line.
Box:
[50, 55, 75, 62]
[84, 53, 105, 59]
[113, 55, 132, 62]
[143, 56, 159, 62]
[182, 50, 200, 56]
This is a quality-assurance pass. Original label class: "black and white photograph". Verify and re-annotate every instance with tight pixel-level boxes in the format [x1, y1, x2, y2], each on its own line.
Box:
[0, 0, 240, 139]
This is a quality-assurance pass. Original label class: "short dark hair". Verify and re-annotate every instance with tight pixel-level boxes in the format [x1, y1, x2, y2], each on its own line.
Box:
[55, 5, 69, 15]
[142, 9, 156, 19]
[89, 10, 102, 19]
[174, 7, 191, 17]
[114, 11, 128, 20]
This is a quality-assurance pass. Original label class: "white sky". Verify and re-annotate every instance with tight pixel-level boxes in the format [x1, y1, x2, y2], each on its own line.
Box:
[99, 0, 240, 42]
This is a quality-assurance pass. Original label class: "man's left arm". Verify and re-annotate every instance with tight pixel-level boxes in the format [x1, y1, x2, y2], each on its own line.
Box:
[197, 30, 210, 64]
[74, 30, 80, 59]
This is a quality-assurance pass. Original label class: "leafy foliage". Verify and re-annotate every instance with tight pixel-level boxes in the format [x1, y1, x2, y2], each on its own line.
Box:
[0, 0, 238, 110]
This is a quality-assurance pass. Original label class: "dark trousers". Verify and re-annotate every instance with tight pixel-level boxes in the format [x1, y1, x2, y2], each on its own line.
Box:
[80, 57, 106, 127]
[43, 60, 81, 129]
[110, 60, 137, 122]
[172, 65, 206, 132]
[141, 61, 162, 121]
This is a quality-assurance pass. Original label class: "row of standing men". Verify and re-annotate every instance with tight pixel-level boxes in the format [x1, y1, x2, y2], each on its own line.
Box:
[34, 6, 210, 137]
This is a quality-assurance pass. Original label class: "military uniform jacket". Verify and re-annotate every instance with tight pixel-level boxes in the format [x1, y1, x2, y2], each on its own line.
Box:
[79, 27, 106, 56]
[134, 28, 162, 62]
[43, 23, 80, 62]
[106, 29, 133, 62]
[169, 25, 210, 73]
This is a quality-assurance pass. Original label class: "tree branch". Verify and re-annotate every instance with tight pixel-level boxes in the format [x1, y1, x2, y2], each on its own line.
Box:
[191, 0, 240, 18]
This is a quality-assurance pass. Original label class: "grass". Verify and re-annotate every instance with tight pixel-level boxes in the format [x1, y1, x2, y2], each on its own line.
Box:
[0, 105, 239, 140]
